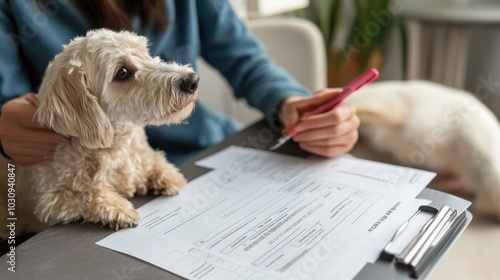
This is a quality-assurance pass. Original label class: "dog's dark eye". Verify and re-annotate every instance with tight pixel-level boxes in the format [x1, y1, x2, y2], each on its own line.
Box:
[116, 67, 131, 80]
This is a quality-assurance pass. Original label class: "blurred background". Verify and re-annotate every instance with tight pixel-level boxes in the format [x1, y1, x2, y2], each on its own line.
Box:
[202, 0, 500, 125]
[197, 0, 500, 279]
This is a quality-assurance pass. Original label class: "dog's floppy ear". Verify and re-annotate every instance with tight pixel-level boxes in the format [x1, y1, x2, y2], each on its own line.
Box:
[37, 63, 114, 149]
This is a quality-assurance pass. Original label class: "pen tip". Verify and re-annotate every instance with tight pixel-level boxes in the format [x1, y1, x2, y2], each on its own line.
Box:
[269, 143, 281, 151]
[269, 134, 292, 151]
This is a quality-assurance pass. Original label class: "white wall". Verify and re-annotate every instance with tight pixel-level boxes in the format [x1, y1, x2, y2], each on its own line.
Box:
[464, 26, 500, 119]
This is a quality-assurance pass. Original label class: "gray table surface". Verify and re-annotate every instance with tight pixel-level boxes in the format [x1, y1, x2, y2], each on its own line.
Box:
[0, 120, 471, 279]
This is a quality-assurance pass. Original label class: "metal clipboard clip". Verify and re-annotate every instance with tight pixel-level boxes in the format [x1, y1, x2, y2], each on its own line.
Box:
[379, 205, 461, 278]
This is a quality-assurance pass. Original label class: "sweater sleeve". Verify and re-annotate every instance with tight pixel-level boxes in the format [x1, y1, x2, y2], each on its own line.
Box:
[0, 0, 33, 113]
[196, 0, 310, 121]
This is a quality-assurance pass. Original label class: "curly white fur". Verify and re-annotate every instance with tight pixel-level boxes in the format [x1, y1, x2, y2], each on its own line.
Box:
[0, 29, 198, 238]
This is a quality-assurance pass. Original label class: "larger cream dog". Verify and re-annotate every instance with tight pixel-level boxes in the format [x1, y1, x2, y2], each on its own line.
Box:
[348, 81, 500, 220]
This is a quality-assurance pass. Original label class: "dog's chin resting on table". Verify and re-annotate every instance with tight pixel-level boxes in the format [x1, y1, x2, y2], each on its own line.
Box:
[347, 81, 500, 221]
[0, 29, 199, 238]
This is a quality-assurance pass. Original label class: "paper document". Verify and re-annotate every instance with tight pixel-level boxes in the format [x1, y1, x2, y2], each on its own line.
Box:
[97, 146, 435, 280]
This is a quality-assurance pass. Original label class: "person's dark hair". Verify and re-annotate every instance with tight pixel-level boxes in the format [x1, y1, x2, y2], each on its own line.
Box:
[33, 0, 167, 31]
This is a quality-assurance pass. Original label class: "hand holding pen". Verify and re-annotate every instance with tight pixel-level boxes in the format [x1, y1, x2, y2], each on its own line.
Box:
[271, 68, 380, 153]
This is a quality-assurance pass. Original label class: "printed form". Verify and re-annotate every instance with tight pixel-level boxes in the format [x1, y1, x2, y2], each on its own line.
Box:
[97, 146, 435, 280]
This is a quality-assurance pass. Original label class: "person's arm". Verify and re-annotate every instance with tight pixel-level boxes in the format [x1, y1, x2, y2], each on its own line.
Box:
[196, 0, 359, 158]
[196, 0, 310, 122]
[0, 1, 62, 165]
[0, 0, 30, 159]
[0, 0, 34, 110]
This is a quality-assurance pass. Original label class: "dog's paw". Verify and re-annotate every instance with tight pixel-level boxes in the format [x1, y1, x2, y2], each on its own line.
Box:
[149, 171, 187, 196]
[106, 208, 141, 231]
[135, 183, 148, 196]
[90, 198, 141, 230]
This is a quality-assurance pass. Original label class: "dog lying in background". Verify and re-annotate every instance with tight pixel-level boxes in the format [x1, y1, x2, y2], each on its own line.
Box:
[347, 81, 500, 220]
[0, 29, 199, 238]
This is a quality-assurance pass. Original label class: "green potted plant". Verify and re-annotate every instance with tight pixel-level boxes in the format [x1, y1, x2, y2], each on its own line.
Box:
[297, 0, 405, 86]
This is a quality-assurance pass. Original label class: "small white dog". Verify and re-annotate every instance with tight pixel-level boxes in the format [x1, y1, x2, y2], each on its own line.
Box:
[347, 81, 500, 220]
[0, 29, 199, 238]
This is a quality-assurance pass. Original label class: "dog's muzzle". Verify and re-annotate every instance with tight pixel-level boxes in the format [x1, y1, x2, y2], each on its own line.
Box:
[180, 72, 200, 94]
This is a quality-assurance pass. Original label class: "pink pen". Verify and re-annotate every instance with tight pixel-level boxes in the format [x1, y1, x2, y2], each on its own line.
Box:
[269, 68, 380, 151]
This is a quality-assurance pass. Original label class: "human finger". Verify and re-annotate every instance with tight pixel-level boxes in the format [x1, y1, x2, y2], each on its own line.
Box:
[293, 104, 357, 133]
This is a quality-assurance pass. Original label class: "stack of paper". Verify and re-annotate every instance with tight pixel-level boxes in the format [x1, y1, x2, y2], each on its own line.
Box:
[97, 146, 435, 280]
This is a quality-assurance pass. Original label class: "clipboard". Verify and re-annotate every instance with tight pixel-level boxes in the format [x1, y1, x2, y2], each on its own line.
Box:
[183, 120, 473, 280]
[183, 167, 472, 280]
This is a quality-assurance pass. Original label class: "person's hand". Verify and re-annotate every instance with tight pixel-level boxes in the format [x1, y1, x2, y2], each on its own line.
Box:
[0, 93, 63, 165]
[278, 88, 360, 157]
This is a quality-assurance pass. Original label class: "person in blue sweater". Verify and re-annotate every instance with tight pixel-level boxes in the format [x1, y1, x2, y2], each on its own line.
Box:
[0, 0, 360, 166]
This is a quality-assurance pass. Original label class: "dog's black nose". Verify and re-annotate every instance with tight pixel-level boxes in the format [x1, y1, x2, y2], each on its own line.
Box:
[180, 72, 199, 94]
